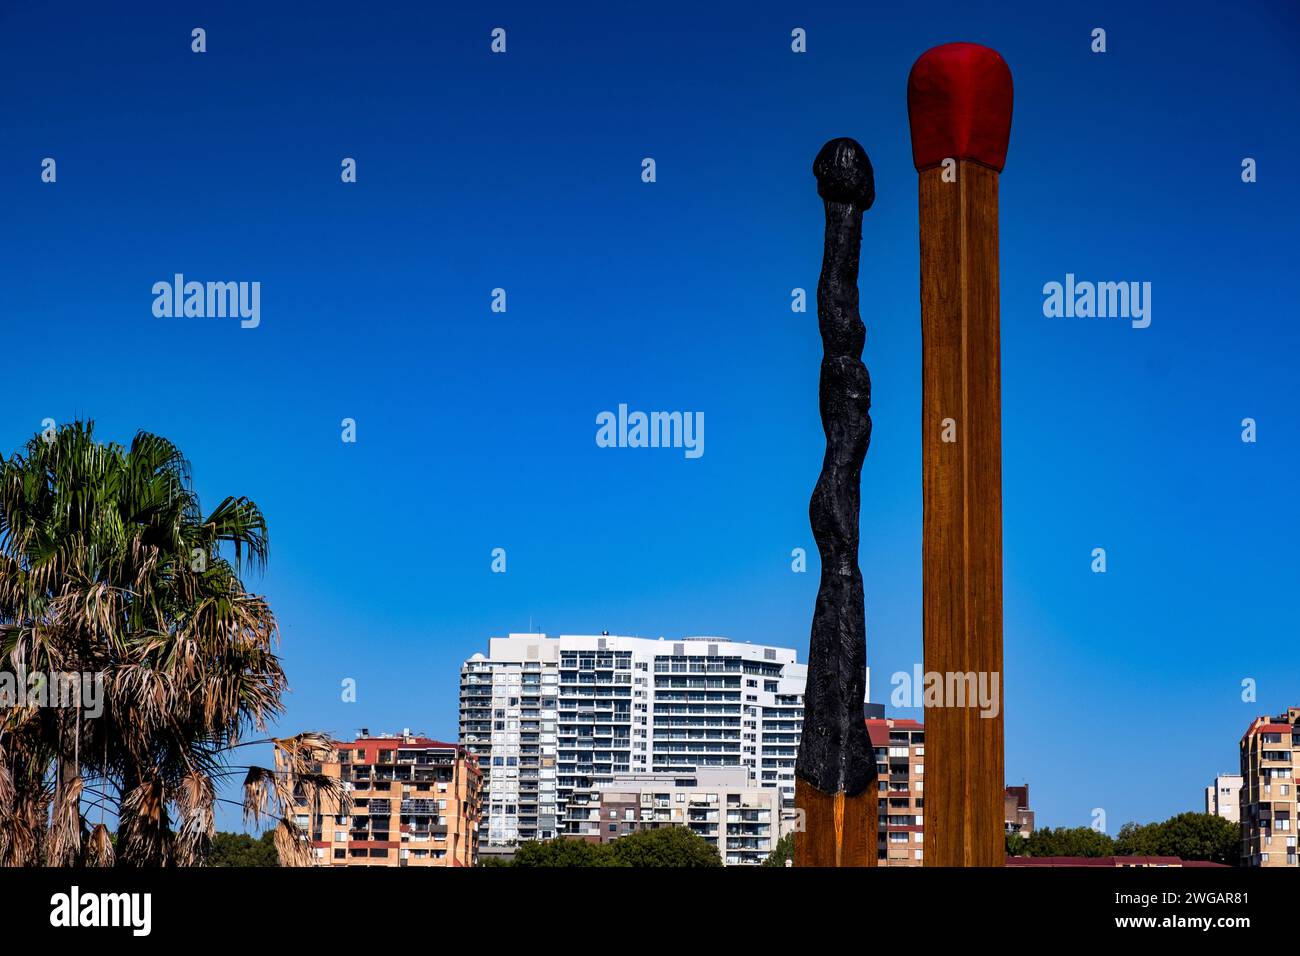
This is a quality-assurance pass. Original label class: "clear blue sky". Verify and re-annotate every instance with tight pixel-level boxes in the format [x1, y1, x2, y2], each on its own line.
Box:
[2, 0, 1297, 835]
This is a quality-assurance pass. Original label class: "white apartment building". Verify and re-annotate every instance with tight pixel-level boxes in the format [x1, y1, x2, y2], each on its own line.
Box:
[459, 632, 807, 848]
[1204, 772, 1243, 824]
[565, 768, 787, 865]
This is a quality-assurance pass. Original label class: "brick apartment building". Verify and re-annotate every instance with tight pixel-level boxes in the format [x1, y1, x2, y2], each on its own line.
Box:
[280, 731, 482, 867]
[869, 716, 925, 865]
[1005, 784, 1035, 838]
[1239, 706, 1299, 867]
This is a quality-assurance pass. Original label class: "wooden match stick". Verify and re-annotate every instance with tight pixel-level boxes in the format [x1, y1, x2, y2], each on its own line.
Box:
[794, 138, 877, 868]
[907, 42, 1013, 867]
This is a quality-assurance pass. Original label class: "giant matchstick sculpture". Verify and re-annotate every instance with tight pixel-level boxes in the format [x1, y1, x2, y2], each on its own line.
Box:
[794, 138, 878, 868]
[908, 42, 1013, 867]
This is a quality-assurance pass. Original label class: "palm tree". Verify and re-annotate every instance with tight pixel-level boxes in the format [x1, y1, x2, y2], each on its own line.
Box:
[0, 421, 342, 866]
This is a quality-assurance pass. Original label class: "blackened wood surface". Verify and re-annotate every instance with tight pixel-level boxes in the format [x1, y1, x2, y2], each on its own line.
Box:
[794, 138, 878, 868]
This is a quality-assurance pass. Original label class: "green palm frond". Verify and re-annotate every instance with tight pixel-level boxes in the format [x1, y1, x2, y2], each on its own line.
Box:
[0, 419, 290, 866]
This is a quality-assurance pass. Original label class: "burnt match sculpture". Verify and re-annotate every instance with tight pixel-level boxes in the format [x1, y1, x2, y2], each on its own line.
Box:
[908, 42, 1013, 867]
[794, 138, 877, 868]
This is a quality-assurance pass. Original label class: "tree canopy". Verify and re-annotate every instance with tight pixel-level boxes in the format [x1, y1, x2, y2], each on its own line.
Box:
[208, 831, 279, 867]
[505, 826, 722, 867]
[1013, 813, 1240, 865]
[762, 831, 794, 866]
[0, 421, 337, 866]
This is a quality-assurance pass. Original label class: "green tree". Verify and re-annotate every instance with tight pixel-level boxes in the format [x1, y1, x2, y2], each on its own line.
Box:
[763, 831, 795, 866]
[1112, 814, 1239, 865]
[1151, 812, 1239, 866]
[1114, 820, 1163, 857]
[209, 831, 279, 866]
[0, 421, 340, 867]
[1024, 826, 1115, 858]
[507, 827, 724, 867]
[607, 826, 722, 867]
[511, 838, 625, 867]
[1005, 831, 1027, 857]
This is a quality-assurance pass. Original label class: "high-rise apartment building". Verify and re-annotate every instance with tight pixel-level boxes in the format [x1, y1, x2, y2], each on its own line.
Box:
[1239, 706, 1299, 868]
[1204, 773, 1243, 824]
[563, 767, 785, 865]
[868, 716, 925, 866]
[278, 732, 481, 867]
[460, 632, 807, 849]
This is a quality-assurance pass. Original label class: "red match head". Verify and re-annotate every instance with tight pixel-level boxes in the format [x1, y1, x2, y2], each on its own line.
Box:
[907, 42, 1013, 173]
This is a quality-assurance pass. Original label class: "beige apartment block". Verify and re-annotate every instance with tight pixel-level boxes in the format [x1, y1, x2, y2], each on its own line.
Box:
[564, 767, 783, 865]
[1204, 773, 1243, 824]
[1239, 707, 1299, 867]
[869, 717, 925, 866]
[278, 731, 482, 867]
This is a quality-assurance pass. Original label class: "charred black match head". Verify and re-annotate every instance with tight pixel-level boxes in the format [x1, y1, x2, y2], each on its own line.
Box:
[814, 137, 875, 209]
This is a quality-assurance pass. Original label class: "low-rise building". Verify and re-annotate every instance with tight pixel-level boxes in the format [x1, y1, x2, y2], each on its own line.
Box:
[563, 767, 783, 865]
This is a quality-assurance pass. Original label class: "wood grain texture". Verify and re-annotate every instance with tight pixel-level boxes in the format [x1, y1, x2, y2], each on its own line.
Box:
[793, 777, 877, 867]
[918, 160, 1005, 867]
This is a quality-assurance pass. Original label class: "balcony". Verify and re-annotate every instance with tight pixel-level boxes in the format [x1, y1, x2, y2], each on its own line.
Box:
[401, 799, 441, 814]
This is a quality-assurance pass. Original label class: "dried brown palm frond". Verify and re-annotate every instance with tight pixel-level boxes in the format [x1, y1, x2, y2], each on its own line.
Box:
[298, 769, 351, 821]
[272, 732, 334, 775]
[242, 765, 275, 829]
[48, 772, 85, 867]
[0, 788, 49, 867]
[117, 777, 172, 867]
[0, 739, 13, 809]
[85, 822, 115, 867]
[171, 770, 215, 867]
[271, 732, 349, 818]
[272, 817, 312, 868]
[103, 662, 171, 737]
